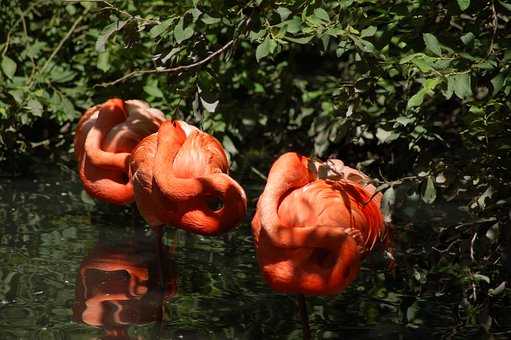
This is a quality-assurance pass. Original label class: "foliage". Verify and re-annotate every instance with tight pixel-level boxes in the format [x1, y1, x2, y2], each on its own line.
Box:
[1, 0, 510, 335]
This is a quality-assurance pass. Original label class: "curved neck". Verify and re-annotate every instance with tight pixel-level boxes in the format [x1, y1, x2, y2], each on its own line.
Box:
[259, 153, 313, 230]
[84, 98, 130, 171]
[153, 121, 208, 202]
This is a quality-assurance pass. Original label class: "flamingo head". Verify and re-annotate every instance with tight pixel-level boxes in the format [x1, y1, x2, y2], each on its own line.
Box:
[176, 173, 247, 236]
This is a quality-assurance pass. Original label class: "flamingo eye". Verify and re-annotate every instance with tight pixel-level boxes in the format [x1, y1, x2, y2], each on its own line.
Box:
[206, 196, 224, 212]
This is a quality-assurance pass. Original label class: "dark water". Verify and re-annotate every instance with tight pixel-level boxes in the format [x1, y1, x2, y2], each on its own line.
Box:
[0, 161, 509, 339]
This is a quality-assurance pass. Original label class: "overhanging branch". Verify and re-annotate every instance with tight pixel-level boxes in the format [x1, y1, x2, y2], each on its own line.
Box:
[95, 39, 234, 88]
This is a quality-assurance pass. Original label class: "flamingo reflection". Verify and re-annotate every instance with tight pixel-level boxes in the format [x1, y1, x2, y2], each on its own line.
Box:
[73, 231, 176, 339]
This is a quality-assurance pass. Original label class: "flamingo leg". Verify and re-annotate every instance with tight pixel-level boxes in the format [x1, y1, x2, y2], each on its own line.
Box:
[298, 294, 311, 340]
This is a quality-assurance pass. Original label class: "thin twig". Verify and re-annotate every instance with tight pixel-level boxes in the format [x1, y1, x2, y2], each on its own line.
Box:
[454, 217, 497, 230]
[432, 239, 461, 254]
[363, 175, 423, 205]
[470, 232, 477, 262]
[95, 39, 234, 87]
[20, 12, 37, 81]
[27, 8, 89, 88]
[250, 166, 268, 181]
[486, 0, 498, 58]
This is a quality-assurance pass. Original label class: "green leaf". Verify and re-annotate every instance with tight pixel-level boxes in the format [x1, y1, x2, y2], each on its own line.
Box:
[149, 18, 173, 38]
[276, 7, 292, 21]
[1, 56, 17, 79]
[360, 26, 377, 38]
[448, 73, 472, 99]
[8, 90, 24, 103]
[460, 32, 475, 45]
[352, 37, 375, 53]
[407, 78, 441, 108]
[490, 73, 506, 95]
[282, 17, 301, 34]
[189, 7, 202, 22]
[49, 67, 76, 83]
[222, 135, 238, 156]
[285, 35, 314, 44]
[422, 176, 437, 204]
[423, 33, 442, 56]
[26, 99, 43, 117]
[97, 51, 110, 72]
[201, 14, 221, 25]
[256, 36, 277, 62]
[376, 128, 400, 144]
[313, 8, 330, 22]
[96, 20, 127, 52]
[174, 17, 194, 43]
[457, 0, 470, 11]
[249, 30, 266, 42]
[143, 80, 164, 98]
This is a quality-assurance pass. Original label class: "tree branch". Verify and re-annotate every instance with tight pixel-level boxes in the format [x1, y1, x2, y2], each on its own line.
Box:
[95, 39, 234, 88]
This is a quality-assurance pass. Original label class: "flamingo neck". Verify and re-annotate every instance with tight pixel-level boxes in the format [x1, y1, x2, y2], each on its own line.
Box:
[153, 121, 205, 202]
[259, 153, 314, 231]
[84, 99, 129, 171]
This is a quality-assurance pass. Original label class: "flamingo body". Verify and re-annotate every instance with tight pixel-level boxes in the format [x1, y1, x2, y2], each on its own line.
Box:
[252, 152, 384, 295]
[131, 120, 247, 235]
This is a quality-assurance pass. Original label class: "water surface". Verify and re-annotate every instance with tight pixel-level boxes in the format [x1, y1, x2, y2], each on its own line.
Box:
[0, 161, 509, 339]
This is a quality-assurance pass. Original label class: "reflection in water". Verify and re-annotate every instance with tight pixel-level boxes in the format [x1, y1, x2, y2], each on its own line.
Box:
[73, 229, 176, 339]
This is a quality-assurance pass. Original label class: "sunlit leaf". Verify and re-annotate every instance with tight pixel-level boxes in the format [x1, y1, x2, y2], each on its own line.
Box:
[1, 56, 17, 79]
[149, 18, 173, 38]
[285, 35, 314, 44]
[26, 99, 43, 117]
[313, 8, 330, 22]
[457, 0, 470, 11]
[423, 33, 442, 56]
[422, 176, 436, 204]
[201, 14, 221, 25]
[256, 36, 277, 61]
[276, 7, 292, 21]
[97, 51, 110, 72]
[360, 26, 377, 38]
[407, 78, 441, 108]
[143, 80, 164, 98]
[174, 17, 194, 43]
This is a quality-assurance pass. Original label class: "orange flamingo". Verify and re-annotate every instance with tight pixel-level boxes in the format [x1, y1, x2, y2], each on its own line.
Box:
[74, 98, 164, 205]
[252, 152, 385, 295]
[130, 120, 247, 235]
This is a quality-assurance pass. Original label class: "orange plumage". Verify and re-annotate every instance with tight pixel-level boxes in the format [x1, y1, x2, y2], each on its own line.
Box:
[252, 152, 385, 295]
[74, 99, 164, 205]
[131, 120, 247, 235]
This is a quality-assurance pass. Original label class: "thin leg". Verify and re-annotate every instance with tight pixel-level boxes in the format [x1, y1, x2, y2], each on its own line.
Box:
[298, 294, 311, 340]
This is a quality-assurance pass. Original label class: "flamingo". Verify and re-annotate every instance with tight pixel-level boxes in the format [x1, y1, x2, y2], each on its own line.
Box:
[130, 120, 247, 235]
[252, 152, 385, 295]
[252, 152, 386, 337]
[74, 98, 164, 205]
